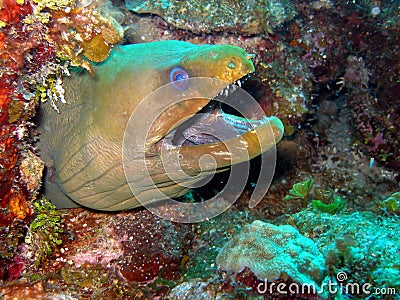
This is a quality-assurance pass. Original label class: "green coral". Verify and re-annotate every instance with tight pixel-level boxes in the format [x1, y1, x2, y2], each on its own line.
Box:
[284, 178, 346, 214]
[312, 195, 346, 214]
[382, 192, 400, 214]
[284, 177, 314, 200]
[26, 197, 63, 268]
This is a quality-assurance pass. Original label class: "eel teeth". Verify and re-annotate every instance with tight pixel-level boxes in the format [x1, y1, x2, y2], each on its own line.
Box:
[216, 81, 243, 98]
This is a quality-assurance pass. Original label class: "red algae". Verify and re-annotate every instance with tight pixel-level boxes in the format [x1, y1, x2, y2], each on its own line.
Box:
[0, 0, 33, 25]
[0, 0, 43, 225]
[115, 210, 192, 283]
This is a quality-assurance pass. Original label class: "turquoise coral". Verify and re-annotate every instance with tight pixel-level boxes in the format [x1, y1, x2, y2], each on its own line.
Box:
[293, 210, 400, 294]
[216, 220, 326, 288]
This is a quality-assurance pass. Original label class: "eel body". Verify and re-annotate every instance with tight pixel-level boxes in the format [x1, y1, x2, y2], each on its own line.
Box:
[38, 40, 284, 211]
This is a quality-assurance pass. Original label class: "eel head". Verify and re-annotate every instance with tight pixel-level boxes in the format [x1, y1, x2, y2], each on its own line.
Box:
[40, 41, 284, 211]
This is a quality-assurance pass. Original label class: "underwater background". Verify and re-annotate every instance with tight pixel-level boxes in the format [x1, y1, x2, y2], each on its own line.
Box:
[0, 0, 399, 299]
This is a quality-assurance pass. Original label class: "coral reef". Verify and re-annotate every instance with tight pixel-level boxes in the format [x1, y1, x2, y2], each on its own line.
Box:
[0, 220, 26, 281]
[1, 208, 192, 298]
[0, 0, 123, 226]
[0, 0, 39, 226]
[216, 220, 326, 288]
[168, 210, 325, 299]
[182, 210, 256, 282]
[292, 209, 400, 295]
[288, 0, 400, 175]
[306, 95, 398, 212]
[126, 0, 295, 35]
[0, 0, 399, 298]
[167, 279, 218, 300]
[0, 0, 125, 295]
[47, 0, 123, 65]
[246, 35, 312, 135]
[114, 210, 192, 283]
[343, 55, 400, 176]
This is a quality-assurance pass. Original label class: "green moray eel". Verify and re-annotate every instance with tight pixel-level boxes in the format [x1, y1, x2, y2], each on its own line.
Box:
[38, 40, 284, 211]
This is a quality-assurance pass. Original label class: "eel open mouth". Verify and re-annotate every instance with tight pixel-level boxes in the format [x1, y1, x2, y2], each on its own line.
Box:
[169, 98, 272, 146]
[153, 80, 284, 155]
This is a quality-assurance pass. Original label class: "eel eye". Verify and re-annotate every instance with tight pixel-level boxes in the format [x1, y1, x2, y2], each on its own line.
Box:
[170, 67, 189, 90]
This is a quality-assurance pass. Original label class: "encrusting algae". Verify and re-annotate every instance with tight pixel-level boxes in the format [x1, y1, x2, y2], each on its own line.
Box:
[126, 0, 295, 35]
